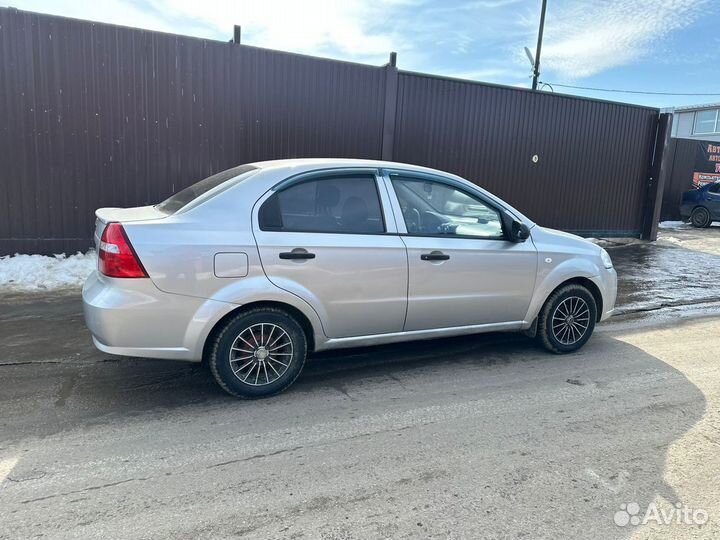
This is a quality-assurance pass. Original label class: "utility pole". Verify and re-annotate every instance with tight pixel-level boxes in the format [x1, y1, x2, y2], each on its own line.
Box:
[531, 0, 548, 90]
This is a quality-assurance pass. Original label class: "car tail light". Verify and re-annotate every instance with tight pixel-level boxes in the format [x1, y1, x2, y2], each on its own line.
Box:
[99, 223, 148, 278]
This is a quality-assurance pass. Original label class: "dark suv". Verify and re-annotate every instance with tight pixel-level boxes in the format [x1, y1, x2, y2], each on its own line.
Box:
[681, 182, 720, 227]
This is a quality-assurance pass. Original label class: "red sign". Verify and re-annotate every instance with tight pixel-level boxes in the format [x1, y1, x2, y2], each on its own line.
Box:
[693, 143, 720, 187]
[693, 172, 720, 185]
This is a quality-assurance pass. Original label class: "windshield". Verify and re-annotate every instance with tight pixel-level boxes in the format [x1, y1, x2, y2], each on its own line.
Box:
[156, 164, 258, 214]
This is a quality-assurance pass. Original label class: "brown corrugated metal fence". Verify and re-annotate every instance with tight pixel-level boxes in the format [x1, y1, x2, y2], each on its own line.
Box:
[0, 8, 663, 255]
[393, 72, 660, 234]
[660, 138, 714, 221]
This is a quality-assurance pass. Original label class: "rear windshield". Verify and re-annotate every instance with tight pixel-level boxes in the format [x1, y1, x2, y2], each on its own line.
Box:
[156, 164, 258, 214]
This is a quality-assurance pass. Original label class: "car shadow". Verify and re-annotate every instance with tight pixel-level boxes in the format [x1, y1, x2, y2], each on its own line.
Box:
[0, 293, 709, 537]
[2, 327, 709, 537]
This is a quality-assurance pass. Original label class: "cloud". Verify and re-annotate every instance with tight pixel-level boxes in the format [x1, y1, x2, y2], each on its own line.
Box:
[6, 0, 414, 64]
[467, 0, 521, 8]
[426, 0, 521, 14]
[7, 0, 178, 33]
[444, 66, 527, 83]
[536, 0, 712, 79]
[4, 0, 533, 78]
[7, 0, 712, 85]
[143, 0, 411, 64]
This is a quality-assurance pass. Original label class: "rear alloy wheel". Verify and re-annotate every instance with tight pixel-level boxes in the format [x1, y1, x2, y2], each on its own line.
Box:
[208, 308, 307, 399]
[691, 207, 711, 228]
[538, 284, 597, 354]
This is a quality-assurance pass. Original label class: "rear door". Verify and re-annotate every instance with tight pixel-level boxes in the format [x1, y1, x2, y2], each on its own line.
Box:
[253, 169, 408, 339]
[706, 183, 720, 218]
[384, 171, 537, 331]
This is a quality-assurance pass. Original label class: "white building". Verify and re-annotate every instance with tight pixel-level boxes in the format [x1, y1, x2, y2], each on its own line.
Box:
[664, 102, 720, 142]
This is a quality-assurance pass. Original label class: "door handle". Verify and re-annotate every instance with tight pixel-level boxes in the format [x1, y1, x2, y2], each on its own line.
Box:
[421, 252, 450, 261]
[279, 251, 316, 260]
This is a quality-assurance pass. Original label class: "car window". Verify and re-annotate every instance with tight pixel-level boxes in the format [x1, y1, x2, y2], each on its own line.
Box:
[391, 177, 504, 239]
[708, 183, 720, 194]
[259, 174, 385, 234]
[157, 164, 258, 214]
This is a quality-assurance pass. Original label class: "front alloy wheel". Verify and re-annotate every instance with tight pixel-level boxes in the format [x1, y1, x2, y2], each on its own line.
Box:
[209, 308, 307, 399]
[551, 296, 591, 346]
[538, 284, 597, 354]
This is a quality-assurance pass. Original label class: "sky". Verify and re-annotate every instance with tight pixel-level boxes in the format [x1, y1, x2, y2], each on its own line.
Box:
[4, 0, 720, 108]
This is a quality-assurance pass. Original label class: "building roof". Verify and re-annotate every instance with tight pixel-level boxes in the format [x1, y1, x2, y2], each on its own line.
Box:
[671, 102, 720, 113]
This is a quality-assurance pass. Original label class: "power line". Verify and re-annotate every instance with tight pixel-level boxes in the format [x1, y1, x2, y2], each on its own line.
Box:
[538, 82, 720, 97]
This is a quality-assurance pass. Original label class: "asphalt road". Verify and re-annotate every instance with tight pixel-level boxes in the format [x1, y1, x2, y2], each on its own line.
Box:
[1, 287, 720, 539]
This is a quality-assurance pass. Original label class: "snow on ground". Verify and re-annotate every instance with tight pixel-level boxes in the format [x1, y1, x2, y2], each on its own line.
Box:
[659, 221, 688, 229]
[657, 222, 720, 257]
[0, 252, 96, 292]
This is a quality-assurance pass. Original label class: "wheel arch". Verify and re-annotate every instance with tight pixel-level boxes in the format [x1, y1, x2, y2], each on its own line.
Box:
[201, 300, 317, 363]
[536, 278, 599, 354]
[547, 277, 603, 322]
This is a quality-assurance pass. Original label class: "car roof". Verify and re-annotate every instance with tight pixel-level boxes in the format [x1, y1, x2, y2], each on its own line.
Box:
[248, 158, 454, 177]
[245, 158, 534, 227]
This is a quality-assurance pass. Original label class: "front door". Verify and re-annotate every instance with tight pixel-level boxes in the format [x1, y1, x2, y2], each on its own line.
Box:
[253, 170, 408, 338]
[386, 173, 537, 331]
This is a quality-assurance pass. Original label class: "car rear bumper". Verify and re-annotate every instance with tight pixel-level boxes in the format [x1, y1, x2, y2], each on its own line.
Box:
[82, 271, 234, 361]
[680, 204, 694, 221]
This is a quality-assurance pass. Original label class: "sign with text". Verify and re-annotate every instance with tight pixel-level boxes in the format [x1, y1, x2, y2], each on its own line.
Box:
[693, 142, 720, 187]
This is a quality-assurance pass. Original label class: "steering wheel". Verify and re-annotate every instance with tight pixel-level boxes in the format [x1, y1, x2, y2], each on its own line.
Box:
[403, 207, 421, 233]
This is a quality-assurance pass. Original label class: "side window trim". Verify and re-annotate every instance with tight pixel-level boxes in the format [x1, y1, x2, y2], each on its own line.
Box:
[381, 169, 510, 241]
[258, 169, 395, 235]
[272, 167, 377, 190]
[376, 171, 403, 234]
[378, 171, 408, 235]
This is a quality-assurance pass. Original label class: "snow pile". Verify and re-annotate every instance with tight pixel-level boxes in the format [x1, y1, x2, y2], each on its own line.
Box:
[658, 221, 687, 229]
[658, 236, 684, 246]
[0, 251, 96, 292]
[586, 237, 640, 248]
[585, 237, 614, 247]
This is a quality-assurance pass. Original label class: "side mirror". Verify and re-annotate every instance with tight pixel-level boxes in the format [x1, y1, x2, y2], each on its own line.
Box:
[511, 220, 530, 242]
[501, 210, 530, 242]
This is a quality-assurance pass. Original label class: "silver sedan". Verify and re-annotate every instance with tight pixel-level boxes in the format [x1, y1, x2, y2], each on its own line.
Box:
[83, 159, 617, 398]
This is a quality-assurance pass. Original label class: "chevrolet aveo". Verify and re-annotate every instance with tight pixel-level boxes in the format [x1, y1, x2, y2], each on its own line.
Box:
[83, 159, 617, 399]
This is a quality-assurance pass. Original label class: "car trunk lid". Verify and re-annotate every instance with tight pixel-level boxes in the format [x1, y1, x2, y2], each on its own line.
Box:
[94, 206, 167, 250]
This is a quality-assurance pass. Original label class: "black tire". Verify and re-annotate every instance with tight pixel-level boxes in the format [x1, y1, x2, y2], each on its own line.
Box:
[537, 284, 597, 354]
[208, 308, 307, 399]
[691, 207, 711, 228]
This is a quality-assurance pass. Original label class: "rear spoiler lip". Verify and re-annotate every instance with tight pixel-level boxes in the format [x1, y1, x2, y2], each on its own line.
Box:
[95, 207, 122, 225]
[94, 205, 167, 225]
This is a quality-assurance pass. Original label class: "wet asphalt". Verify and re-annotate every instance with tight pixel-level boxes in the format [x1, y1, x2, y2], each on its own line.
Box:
[1, 225, 720, 539]
[611, 239, 720, 314]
